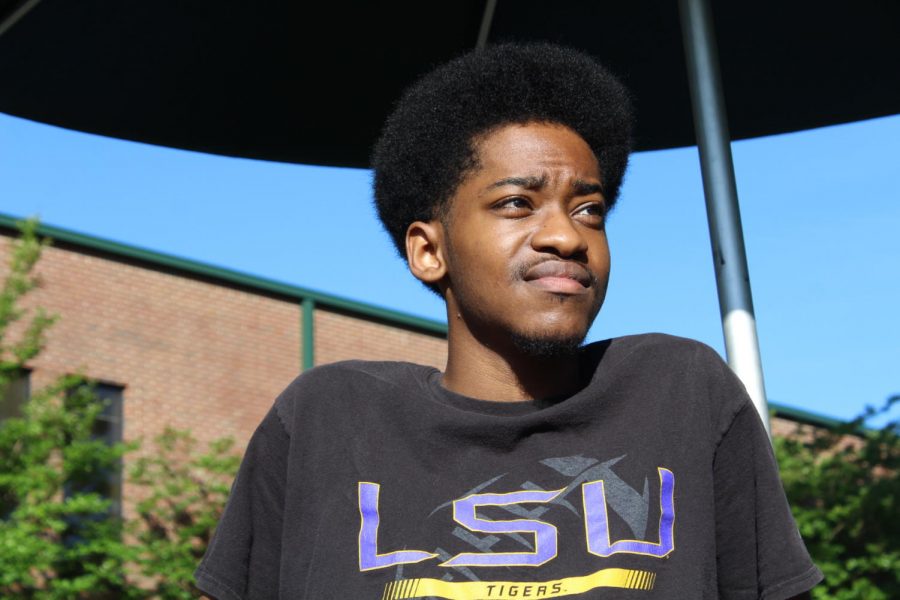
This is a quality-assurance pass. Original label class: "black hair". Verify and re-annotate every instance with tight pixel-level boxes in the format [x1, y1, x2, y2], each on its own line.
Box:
[372, 42, 634, 260]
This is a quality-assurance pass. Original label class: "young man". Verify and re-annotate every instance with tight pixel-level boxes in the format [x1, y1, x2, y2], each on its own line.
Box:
[196, 44, 821, 599]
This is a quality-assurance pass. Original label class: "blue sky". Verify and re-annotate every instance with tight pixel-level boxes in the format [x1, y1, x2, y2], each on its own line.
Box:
[2, 112, 898, 424]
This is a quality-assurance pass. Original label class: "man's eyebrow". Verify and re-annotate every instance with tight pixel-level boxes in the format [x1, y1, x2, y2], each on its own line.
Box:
[572, 179, 604, 196]
[485, 174, 548, 191]
[484, 175, 604, 196]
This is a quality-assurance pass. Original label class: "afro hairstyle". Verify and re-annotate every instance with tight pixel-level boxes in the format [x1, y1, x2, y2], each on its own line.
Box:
[372, 42, 634, 261]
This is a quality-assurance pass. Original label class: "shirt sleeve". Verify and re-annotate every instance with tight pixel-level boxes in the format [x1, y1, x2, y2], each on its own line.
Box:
[195, 405, 290, 600]
[713, 400, 823, 600]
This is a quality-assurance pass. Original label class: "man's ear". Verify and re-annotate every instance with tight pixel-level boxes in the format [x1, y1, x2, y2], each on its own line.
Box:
[405, 220, 447, 285]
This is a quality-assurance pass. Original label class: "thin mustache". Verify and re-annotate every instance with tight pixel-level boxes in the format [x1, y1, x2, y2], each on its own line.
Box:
[512, 258, 598, 287]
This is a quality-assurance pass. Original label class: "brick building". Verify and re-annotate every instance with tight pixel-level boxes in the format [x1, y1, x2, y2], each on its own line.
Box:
[0, 214, 835, 508]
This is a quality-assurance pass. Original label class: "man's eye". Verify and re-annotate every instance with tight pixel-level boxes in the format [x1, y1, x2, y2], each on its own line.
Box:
[573, 203, 606, 225]
[494, 197, 532, 211]
[575, 203, 605, 216]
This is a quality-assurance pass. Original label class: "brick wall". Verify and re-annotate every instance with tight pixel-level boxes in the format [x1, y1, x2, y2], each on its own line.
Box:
[0, 234, 302, 458]
[771, 414, 816, 439]
[314, 308, 447, 369]
[1, 232, 452, 456]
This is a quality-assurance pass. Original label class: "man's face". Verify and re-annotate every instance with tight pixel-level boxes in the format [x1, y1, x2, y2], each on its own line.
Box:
[440, 121, 611, 356]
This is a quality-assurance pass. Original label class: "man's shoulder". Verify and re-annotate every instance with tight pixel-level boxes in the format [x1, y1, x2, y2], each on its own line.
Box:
[280, 359, 436, 399]
[294, 358, 435, 385]
[273, 359, 435, 424]
[594, 332, 724, 368]
[590, 333, 749, 439]
[586, 332, 738, 396]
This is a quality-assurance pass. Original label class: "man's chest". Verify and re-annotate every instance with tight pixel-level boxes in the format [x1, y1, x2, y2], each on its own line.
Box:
[278, 437, 717, 600]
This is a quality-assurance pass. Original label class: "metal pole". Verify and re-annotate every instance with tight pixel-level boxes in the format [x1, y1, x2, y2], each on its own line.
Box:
[0, 0, 43, 39]
[678, 0, 771, 437]
[476, 0, 497, 50]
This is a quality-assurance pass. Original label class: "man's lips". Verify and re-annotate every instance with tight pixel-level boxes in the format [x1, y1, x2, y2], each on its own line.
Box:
[522, 260, 594, 293]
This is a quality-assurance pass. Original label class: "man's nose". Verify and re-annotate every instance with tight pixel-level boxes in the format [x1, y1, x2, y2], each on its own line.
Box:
[530, 207, 589, 257]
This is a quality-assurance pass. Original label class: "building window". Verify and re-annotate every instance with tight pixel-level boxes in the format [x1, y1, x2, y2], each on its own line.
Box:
[66, 382, 125, 518]
[0, 370, 30, 518]
[0, 369, 30, 420]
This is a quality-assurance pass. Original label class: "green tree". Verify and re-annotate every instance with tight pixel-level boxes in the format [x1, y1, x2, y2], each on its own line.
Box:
[775, 397, 900, 599]
[0, 220, 135, 598]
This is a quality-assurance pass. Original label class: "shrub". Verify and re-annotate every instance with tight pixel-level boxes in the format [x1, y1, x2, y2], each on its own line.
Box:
[775, 397, 899, 599]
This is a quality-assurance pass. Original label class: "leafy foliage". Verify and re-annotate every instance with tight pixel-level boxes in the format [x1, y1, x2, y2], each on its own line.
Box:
[775, 397, 900, 599]
[0, 220, 240, 598]
[129, 428, 240, 599]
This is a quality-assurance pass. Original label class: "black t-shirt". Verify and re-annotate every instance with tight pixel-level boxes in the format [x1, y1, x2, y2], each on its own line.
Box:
[195, 334, 822, 599]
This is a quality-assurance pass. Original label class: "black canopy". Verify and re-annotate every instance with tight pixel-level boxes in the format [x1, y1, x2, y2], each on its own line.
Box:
[1, 0, 898, 167]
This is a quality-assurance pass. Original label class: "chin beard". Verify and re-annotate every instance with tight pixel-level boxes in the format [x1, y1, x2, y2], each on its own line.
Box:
[508, 331, 585, 359]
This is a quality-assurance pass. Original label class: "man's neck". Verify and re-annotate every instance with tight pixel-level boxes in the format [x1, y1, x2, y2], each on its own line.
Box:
[441, 322, 584, 402]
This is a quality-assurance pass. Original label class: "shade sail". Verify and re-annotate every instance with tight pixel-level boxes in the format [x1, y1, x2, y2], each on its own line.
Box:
[1, 0, 898, 166]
